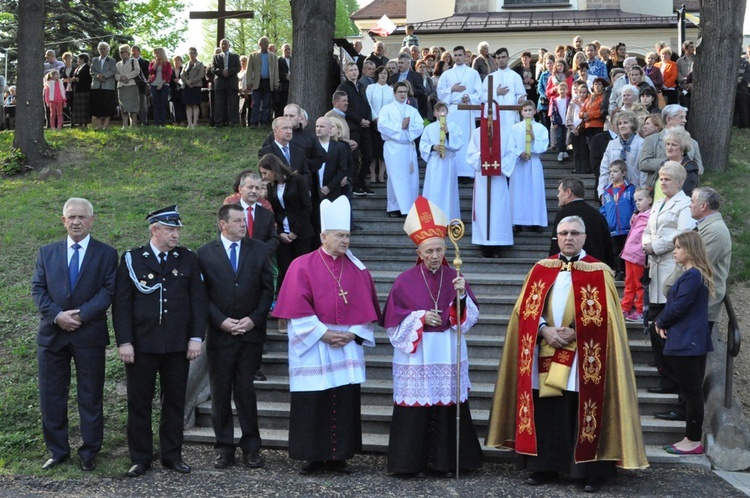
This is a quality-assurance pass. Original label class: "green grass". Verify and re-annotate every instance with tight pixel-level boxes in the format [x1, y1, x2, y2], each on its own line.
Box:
[0, 125, 749, 477]
[0, 125, 269, 477]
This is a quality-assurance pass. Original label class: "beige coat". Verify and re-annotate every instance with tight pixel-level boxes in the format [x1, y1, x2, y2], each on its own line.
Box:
[641, 190, 695, 304]
[247, 50, 279, 92]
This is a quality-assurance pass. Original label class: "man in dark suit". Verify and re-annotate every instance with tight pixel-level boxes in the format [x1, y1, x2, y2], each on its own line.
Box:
[131, 45, 150, 124]
[274, 43, 291, 119]
[388, 52, 426, 116]
[212, 38, 241, 127]
[258, 116, 311, 187]
[549, 177, 615, 268]
[32, 198, 118, 472]
[197, 204, 274, 470]
[337, 62, 374, 196]
[366, 41, 388, 69]
[113, 205, 208, 478]
[314, 116, 348, 203]
[262, 103, 325, 174]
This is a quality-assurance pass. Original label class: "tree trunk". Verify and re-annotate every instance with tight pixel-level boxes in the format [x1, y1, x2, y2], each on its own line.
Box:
[289, 0, 336, 124]
[687, 0, 746, 172]
[13, 0, 50, 166]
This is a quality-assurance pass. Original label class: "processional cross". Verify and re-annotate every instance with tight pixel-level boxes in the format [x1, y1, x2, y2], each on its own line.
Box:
[189, 0, 255, 47]
[457, 75, 523, 239]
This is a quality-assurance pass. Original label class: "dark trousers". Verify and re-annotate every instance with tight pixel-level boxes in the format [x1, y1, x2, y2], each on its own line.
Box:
[668, 354, 707, 441]
[735, 89, 750, 128]
[612, 234, 626, 274]
[150, 85, 170, 126]
[38, 344, 105, 461]
[208, 342, 262, 454]
[276, 235, 313, 294]
[215, 83, 240, 126]
[125, 351, 189, 464]
[251, 79, 272, 125]
[349, 128, 373, 189]
[273, 90, 288, 120]
[554, 124, 566, 154]
[570, 130, 589, 174]
[647, 304, 680, 389]
[239, 94, 251, 127]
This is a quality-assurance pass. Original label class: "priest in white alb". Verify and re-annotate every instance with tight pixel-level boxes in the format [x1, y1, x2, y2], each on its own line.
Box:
[436, 46, 483, 181]
[419, 102, 463, 221]
[378, 80, 425, 217]
[272, 196, 381, 475]
[382, 196, 483, 476]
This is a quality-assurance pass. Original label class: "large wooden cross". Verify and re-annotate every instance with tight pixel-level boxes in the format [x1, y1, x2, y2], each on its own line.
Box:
[457, 74, 523, 240]
[190, 0, 254, 47]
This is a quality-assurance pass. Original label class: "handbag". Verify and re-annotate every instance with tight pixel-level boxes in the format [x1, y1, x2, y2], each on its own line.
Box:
[131, 59, 148, 91]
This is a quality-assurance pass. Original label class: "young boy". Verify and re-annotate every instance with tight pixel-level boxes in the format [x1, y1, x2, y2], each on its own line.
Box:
[508, 100, 550, 232]
[549, 81, 569, 162]
[419, 102, 463, 221]
[599, 159, 636, 280]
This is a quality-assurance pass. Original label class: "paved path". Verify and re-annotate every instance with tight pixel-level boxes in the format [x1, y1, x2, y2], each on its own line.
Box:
[0, 445, 746, 497]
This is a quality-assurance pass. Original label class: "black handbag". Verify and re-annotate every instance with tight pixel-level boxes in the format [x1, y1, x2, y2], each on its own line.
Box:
[131, 59, 147, 91]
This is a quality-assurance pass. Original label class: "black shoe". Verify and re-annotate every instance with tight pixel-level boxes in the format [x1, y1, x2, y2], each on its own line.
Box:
[351, 224, 363, 231]
[325, 460, 352, 474]
[526, 471, 556, 485]
[214, 452, 235, 469]
[654, 410, 686, 421]
[254, 370, 267, 381]
[647, 386, 678, 394]
[614, 271, 625, 281]
[42, 455, 69, 470]
[513, 225, 521, 234]
[530, 226, 543, 233]
[388, 211, 401, 218]
[242, 450, 263, 468]
[126, 463, 150, 478]
[583, 477, 602, 493]
[80, 458, 96, 471]
[363, 188, 375, 196]
[299, 460, 326, 475]
[353, 188, 367, 196]
[163, 459, 191, 474]
[480, 247, 496, 259]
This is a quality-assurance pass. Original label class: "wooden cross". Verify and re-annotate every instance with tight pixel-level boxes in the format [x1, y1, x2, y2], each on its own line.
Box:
[457, 74, 524, 240]
[190, 0, 254, 47]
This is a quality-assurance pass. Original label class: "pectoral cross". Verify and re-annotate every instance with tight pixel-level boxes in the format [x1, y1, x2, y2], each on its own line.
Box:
[338, 287, 349, 304]
[457, 74, 523, 239]
[431, 307, 443, 315]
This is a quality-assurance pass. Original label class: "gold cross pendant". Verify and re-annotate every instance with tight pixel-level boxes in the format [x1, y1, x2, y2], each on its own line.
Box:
[338, 287, 349, 304]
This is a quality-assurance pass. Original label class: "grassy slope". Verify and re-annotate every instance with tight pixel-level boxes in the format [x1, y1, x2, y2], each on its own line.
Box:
[0, 126, 749, 477]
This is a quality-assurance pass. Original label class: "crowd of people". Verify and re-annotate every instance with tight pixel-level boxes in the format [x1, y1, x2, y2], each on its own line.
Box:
[28, 29, 736, 494]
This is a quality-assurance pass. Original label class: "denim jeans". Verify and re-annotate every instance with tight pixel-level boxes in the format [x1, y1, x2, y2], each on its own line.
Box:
[150, 85, 170, 126]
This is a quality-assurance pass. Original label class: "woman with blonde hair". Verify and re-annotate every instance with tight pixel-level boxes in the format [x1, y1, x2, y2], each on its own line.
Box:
[148, 47, 173, 126]
[663, 127, 700, 196]
[655, 230, 714, 455]
[639, 113, 664, 138]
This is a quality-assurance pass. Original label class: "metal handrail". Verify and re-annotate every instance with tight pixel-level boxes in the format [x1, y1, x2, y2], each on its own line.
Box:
[724, 294, 742, 408]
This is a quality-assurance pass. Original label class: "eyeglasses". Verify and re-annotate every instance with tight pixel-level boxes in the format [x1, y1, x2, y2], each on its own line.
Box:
[557, 231, 584, 237]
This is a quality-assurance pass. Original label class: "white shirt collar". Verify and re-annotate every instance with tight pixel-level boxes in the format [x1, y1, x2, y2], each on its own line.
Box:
[67, 234, 90, 250]
[220, 234, 240, 252]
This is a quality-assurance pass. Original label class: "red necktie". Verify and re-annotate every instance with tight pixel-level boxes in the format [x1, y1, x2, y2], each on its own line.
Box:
[246, 206, 255, 238]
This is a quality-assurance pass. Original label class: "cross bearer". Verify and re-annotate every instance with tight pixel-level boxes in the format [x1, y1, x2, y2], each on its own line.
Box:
[272, 195, 381, 475]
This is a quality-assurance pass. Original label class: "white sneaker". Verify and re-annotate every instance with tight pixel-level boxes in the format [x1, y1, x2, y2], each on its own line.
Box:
[557, 152, 564, 162]
[563, 152, 570, 159]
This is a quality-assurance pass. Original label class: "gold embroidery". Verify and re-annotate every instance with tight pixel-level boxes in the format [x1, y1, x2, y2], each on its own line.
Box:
[579, 284, 603, 327]
[560, 261, 572, 272]
[518, 392, 532, 435]
[580, 399, 598, 443]
[581, 340, 603, 384]
[419, 211, 433, 224]
[557, 350, 571, 364]
[522, 280, 545, 319]
[519, 335, 534, 375]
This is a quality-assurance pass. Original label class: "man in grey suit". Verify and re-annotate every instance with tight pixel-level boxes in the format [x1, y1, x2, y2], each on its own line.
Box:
[197, 204, 274, 469]
[32, 197, 118, 471]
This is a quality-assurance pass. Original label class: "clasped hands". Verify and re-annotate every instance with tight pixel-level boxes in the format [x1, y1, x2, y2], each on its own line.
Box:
[57, 309, 82, 331]
[322, 330, 356, 348]
[221, 316, 255, 335]
[540, 325, 576, 348]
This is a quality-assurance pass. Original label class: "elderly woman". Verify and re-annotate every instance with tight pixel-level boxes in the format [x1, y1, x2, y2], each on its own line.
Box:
[642, 162, 695, 393]
[616, 84, 648, 117]
[643, 51, 664, 92]
[664, 128, 700, 197]
[656, 47, 678, 105]
[90, 41, 117, 130]
[115, 44, 142, 128]
[597, 110, 645, 197]
[71, 53, 92, 128]
[180, 47, 205, 129]
[170, 55, 186, 125]
[61, 52, 76, 117]
[472, 41, 494, 81]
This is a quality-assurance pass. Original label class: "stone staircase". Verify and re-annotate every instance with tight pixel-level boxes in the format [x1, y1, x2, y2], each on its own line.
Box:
[184, 153, 709, 468]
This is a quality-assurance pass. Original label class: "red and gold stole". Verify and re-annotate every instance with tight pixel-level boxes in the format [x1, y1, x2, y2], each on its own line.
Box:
[514, 257, 609, 462]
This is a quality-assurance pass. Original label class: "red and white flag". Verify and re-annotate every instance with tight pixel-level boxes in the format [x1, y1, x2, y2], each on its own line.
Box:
[369, 15, 397, 37]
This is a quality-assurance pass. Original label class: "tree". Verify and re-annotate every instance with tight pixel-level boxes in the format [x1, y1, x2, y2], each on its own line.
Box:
[120, 0, 188, 54]
[14, 0, 50, 166]
[687, 1, 747, 172]
[289, 0, 335, 123]
[335, 0, 359, 38]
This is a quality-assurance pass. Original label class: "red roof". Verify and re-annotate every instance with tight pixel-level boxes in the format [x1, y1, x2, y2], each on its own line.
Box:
[350, 0, 406, 21]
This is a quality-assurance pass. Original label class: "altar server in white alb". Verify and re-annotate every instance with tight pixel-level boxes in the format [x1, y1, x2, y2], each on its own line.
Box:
[508, 100, 550, 232]
[272, 196, 381, 475]
[481, 46, 527, 148]
[381, 196, 482, 476]
[378, 80, 425, 218]
[436, 46, 483, 180]
[419, 102, 463, 221]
